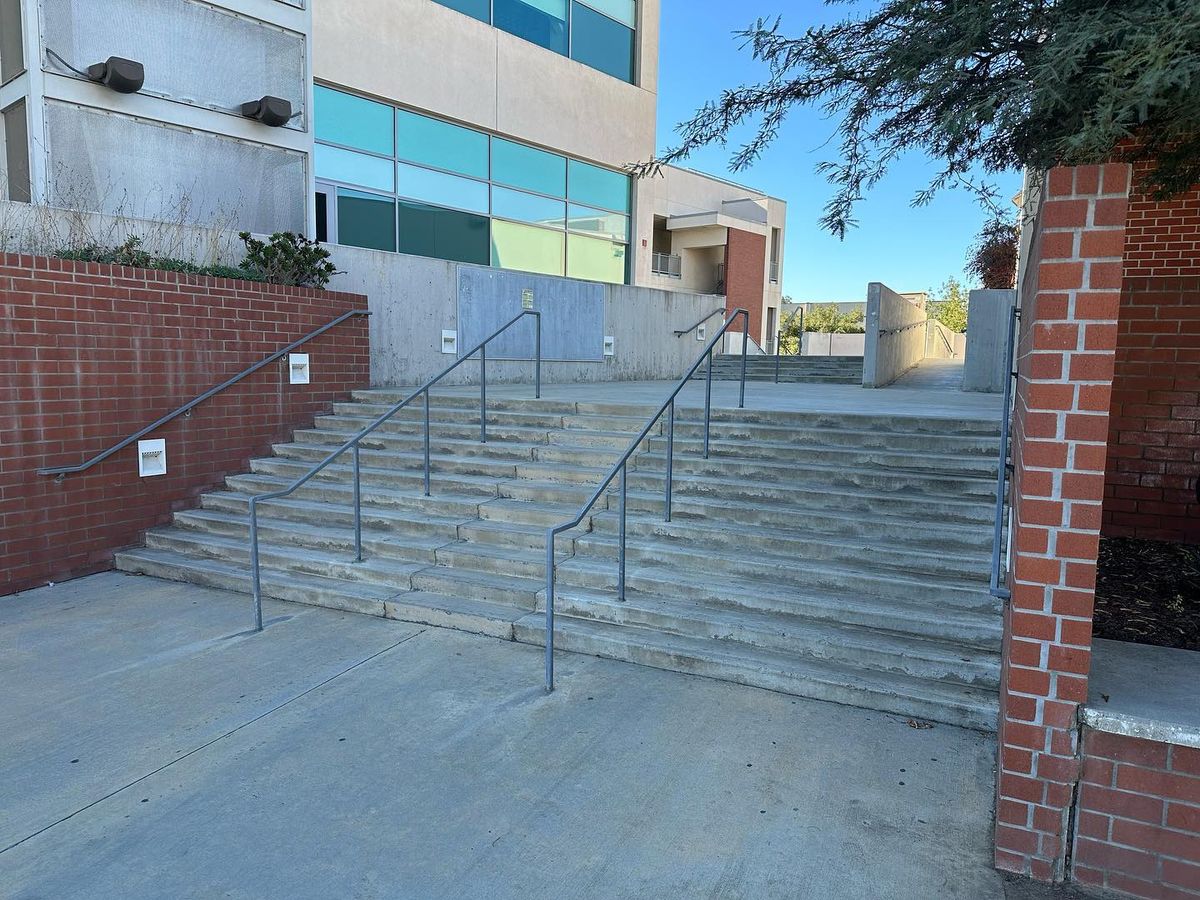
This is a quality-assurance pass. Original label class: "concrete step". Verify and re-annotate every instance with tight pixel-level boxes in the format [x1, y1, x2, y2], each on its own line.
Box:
[223, 472, 489, 520]
[114, 548, 528, 639]
[536, 589, 999, 687]
[666, 420, 1000, 456]
[333, 400, 568, 431]
[514, 615, 998, 731]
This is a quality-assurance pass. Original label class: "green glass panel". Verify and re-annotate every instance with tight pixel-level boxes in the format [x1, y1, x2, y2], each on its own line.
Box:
[314, 85, 393, 156]
[567, 234, 626, 284]
[492, 138, 566, 198]
[398, 201, 490, 265]
[315, 143, 394, 192]
[337, 189, 396, 252]
[492, 186, 565, 229]
[431, 0, 490, 22]
[570, 2, 635, 83]
[396, 109, 489, 179]
[567, 159, 629, 213]
[491, 220, 565, 276]
[567, 203, 628, 241]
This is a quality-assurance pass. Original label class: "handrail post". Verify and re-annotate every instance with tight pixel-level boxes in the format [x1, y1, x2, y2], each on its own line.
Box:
[534, 311, 542, 399]
[775, 330, 782, 384]
[480, 342, 488, 444]
[703, 348, 714, 459]
[352, 443, 363, 562]
[664, 400, 674, 522]
[423, 389, 432, 497]
[250, 498, 263, 632]
[990, 306, 1020, 598]
[544, 530, 556, 692]
[618, 465, 627, 602]
[739, 311, 749, 409]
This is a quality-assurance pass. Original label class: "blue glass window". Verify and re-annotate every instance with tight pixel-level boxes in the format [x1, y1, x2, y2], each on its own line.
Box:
[396, 162, 489, 214]
[567, 203, 628, 241]
[576, 0, 635, 27]
[338, 189, 396, 252]
[431, 0, 490, 22]
[567, 159, 629, 213]
[493, 187, 566, 228]
[492, 138, 567, 198]
[316, 143, 395, 193]
[398, 201, 490, 265]
[570, 2, 634, 82]
[396, 109, 489, 179]
[494, 0, 568, 56]
[314, 86, 393, 156]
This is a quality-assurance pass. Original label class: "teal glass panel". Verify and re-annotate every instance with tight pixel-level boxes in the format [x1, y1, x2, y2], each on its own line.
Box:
[396, 109, 489, 179]
[492, 187, 566, 229]
[567, 203, 628, 241]
[494, 0, 568, 56]
[430, 0, 490, 22]
[315, 143, 394, 192]
[567, 159, 629, 213]
[314, 85, 393, 156]
[570, 2, 635, 82]
[337, 189, 396, 252]
[398, 201, 490, 265]
[396, 162, 489, 214]
[575, 0, 635, 27]
[492, 139, 566, 198]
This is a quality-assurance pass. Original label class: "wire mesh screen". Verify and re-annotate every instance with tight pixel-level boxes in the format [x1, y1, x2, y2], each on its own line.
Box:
[45, 101, 307, 234]
[42, 0, 307, 128]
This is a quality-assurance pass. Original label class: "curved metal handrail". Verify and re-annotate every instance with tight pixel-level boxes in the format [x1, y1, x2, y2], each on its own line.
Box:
[542, 308, 750, 691]
[673, 306, 727, 338]
[248, 309, 542, 630]
[38, 309, 372, 478]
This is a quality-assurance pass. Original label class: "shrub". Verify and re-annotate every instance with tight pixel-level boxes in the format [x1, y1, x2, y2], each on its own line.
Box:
[238, 231, 338, 289]
[967, 218, 1020, 290]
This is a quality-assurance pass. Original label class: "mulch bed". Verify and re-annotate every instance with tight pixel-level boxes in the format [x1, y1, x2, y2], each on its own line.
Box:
[1094, 537, 1200, 651]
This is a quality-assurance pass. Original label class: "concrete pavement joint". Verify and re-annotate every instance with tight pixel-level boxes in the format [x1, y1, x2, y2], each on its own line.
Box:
[0, 627, 428, 856]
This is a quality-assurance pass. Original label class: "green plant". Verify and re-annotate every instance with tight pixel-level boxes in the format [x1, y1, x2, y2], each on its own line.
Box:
[927, 277, 969, 334]
[967, 218, 1021, 290]
[238, 231, 338, 289]
[638, 0, 1200, 237]
[52, 234, 267, 282]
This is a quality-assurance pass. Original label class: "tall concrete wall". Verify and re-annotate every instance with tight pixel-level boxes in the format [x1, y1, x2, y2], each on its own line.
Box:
[799, 333, 866, 357]
[862, 282, 926, 387]
[963, 289, 1017, 392]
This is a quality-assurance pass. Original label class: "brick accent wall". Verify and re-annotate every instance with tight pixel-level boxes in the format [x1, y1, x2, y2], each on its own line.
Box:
[0, 254, 370, 597]
[1073, 729, 1200, 898]
[994, 164, 1132, 880]
[1123, 160, 1200, 278]
[724, 228, 767, 345]
[1103, 276, 1200, 543]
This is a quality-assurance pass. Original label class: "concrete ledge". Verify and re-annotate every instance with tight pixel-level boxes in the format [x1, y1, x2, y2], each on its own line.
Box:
[1082, 638, 1200, 749]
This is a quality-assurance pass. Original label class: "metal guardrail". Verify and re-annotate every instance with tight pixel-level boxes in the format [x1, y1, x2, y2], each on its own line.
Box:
[990, 306, 1021, 600]
[769, 260, 780, 283]
[674, 307, 727, 339]
[38, 309, 372, 479]
[773, 328, 801, 383]
[248, 309, 542, 631]
[541, 309, 750, 692]
[652, 252, 682, 278]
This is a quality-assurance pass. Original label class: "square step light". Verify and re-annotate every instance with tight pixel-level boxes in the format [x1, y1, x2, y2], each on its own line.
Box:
[697, 324, 707, 341]
[603, 336, 615, 357]
[289, 353, 310, 385]
[138, 439, 167, 477]
[442, 330, 458, 355]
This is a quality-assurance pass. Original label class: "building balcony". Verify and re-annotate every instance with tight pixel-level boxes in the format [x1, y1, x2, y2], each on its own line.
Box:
[652, 252, 682, 278]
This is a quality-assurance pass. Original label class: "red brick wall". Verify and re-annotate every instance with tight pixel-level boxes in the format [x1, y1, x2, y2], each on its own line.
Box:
[1103, 276, 1200, 543]
[724, 228, 767, 345]
[995, 163, 1131, 880]
[1123, 161, 1200, 278]
[0, 254, 370, 596]
[1073, 729, 1200, 898]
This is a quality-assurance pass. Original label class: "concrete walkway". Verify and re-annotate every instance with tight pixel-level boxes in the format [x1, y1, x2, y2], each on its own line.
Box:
[2, 573, 1011, 899]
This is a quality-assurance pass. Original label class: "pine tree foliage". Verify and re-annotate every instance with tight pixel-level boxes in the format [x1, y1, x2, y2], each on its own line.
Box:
[640, 0, 1200, 237]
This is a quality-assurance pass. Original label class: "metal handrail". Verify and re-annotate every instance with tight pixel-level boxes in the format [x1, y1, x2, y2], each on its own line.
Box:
[674, 307, 726, 338]
[37, 309, 372, 478]
[542, 309, 750, 692]
[990, 306, 1021, 599]
[248, 309, 542, 631]
[930, 320, 957, 358]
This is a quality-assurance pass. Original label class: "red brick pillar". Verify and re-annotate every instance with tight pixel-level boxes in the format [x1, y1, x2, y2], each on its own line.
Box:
[994, 163, 1131, 880]
[724, 228, 767, 344]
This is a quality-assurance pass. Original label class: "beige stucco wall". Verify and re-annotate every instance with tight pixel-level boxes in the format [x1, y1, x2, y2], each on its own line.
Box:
[313, 0, 657, 171]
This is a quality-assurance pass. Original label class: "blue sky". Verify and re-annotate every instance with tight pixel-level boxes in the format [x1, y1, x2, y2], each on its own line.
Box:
[655, 0, 1022, 302]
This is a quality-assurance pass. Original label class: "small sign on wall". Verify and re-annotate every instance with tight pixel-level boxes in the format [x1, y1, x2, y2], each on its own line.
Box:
[521, 289, 535, 310]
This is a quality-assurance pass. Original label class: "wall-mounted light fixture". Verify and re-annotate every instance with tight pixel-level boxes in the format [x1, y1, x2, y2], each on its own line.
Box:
[86, 56, 145, 93]
[241, 96, 293, 128]
[441, 330, 458, 355]
[288, 353, 310, 385]
[137, 439, 167, 477]
[604, 336, 615, 357]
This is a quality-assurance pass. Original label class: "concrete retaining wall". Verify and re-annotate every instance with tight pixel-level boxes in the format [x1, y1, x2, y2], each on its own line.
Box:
[863, 282, 926, 387]
[800, 333, 866, 357]
[963, 289, 1017, 392]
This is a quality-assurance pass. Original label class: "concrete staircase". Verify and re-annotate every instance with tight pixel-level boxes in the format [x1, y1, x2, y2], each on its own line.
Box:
[117, 389, 1003, 730]
[698, 353, 863, 384]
